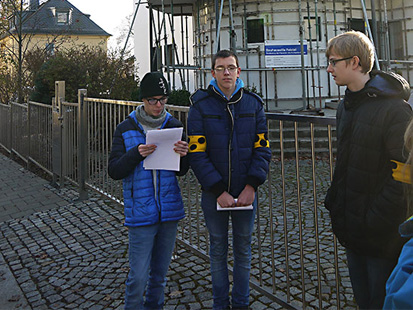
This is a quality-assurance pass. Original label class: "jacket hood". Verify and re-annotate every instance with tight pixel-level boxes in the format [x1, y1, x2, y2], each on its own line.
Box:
[209, 78, 244, 100]
[364, 71, 411, 101]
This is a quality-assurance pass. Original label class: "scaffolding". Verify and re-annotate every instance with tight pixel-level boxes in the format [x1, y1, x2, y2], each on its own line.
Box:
[137, 0, 413, 111]
[129, 0, 413, 307]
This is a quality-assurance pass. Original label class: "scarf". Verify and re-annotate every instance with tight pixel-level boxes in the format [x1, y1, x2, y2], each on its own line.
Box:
[135, 105, 167, 129]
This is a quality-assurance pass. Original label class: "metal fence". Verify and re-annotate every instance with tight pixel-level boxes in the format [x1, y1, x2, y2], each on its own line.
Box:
[28, 101, 53, 173]
[0, 103, 11, 152]
[0, 85, 353, 309]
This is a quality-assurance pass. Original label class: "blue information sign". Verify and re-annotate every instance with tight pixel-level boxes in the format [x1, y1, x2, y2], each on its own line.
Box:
[265, 40, 308, 68]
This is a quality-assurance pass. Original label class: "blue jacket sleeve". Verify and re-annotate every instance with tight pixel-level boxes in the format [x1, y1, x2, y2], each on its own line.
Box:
[384, 237, 413, 309]
[187, 103, 227, 196]
[108, 125, 145, 180]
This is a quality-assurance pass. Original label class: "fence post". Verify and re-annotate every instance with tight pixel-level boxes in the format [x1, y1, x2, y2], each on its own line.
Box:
[27, 101, 31, 170]
[52, 81, 65, 187]
[9, 103, 13, 155]
[78, 89, 88, 200]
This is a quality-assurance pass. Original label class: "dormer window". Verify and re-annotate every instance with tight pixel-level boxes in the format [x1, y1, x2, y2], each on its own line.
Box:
[50, 8, 72, 25]
[57, 12, 69, 24]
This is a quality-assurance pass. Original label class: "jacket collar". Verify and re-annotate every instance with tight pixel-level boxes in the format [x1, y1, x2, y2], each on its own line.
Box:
[209, 78, 244, 101]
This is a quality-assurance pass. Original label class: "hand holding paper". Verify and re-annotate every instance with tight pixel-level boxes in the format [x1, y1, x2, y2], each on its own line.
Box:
[174, 140, 189, 157]
[143, 127, 183, 171]
[217, 199, 253, 211]
[138, 144, 157, 157]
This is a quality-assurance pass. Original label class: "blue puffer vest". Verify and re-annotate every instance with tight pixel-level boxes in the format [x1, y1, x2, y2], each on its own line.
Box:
[109, 110, 185, 227]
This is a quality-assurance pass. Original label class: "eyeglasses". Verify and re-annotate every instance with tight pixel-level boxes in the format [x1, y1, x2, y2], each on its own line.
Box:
[214, 66, 238, 73]
[147, 97, 168, 105]
[328, 56, 355, 67]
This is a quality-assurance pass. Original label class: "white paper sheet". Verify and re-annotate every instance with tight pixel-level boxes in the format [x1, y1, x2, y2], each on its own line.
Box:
[143, 127, 183, 171]
[217, 199, 253, 211]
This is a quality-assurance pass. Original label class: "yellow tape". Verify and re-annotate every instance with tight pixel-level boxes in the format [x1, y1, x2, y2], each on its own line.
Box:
[391, 160, 411, 184]
[254, 133, 270, 148]
[188, 135, 207, 153]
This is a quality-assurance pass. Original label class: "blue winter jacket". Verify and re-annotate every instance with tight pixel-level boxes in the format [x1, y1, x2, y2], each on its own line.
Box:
[384, 216, 413, 309]
[187, 81, 271, 197]
[108, 110, 187, 227]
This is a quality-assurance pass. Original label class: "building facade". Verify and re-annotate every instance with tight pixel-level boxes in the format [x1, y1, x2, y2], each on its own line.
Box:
[1, 0, 111, 61]
[140, 0, 413, 111]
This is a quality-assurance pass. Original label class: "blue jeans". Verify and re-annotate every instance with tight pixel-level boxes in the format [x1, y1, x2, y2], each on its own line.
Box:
[125, 221, 178, 310]
[202, 191, 256, 310]
[346, 248, 398, 310]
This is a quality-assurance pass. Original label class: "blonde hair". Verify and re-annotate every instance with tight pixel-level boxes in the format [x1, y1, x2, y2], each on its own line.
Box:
[326, 31, 375, 74]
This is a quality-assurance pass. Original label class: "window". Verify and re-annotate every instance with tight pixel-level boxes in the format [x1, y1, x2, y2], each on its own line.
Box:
[46, 43, 55, 56]
[247, 19, 264, 44]
[349, 18, 375, 34]
[164, 44, 175, 67]
[55, 9, 72, 25]
[150, 46, 162, 71]
[304, 16, 321, 41]
[349, 18, 364, 32]
[388, 21, 404, 59]
[57, 12, 68, 24]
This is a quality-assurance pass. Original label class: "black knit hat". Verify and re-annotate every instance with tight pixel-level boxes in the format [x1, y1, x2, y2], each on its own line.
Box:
[139, 72, 170, 100]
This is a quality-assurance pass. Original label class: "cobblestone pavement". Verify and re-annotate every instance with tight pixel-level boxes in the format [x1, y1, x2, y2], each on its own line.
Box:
[176, 158, 357, 310]
[0, 153, 286, 310]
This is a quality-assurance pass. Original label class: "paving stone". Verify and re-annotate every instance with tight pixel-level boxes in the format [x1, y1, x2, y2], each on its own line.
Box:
[0, 153, 357, 309]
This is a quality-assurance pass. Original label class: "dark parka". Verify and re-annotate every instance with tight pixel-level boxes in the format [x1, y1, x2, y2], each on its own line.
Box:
[325, 71, 412, 259]
[188, 85, 271, 198]
[108, 110, 188, 227]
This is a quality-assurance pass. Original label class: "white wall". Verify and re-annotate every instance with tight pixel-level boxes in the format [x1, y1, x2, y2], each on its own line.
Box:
[133, 3, 195, 92]
[134, 5, 151, 78]
[192, 0, 412, 110]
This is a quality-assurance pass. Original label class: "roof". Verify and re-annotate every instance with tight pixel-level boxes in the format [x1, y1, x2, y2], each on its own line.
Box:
[10, 0, 111, 37]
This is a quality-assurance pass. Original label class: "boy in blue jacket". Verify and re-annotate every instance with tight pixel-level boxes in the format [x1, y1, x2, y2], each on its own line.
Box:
[187, 50, 271, 310]
[108, 72, 189, 310]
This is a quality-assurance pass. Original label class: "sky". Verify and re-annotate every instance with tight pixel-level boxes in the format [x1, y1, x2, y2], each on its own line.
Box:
[66, 0, 134, 50]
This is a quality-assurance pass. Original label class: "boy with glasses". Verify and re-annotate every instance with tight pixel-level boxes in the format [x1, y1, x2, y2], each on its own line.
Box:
[324, 31, 412, 309]
[108, 71, 189, 310]
[187, 50, 271, 309]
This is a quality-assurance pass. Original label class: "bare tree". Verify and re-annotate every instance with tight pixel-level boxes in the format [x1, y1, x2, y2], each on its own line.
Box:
[0, 0, 81, 104]
[0, 0, 36, 103]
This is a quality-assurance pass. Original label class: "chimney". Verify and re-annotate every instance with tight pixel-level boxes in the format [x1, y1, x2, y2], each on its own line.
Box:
[29, 0, 39, 10]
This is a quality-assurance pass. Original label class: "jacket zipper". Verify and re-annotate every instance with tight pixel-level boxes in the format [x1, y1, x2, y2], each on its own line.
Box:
[227, 104, 234, 192]
[156, 170, 161, 222]
[212, 87, 242, 193]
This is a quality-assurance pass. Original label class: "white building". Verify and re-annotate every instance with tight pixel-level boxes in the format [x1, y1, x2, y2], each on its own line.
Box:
[136, 0, 413, 111]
